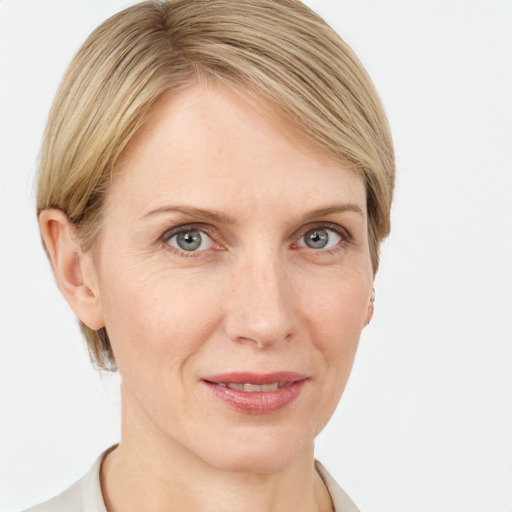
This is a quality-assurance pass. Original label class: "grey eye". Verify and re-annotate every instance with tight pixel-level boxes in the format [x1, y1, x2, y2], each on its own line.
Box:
[299, 227, 341, 250]
[168, 229, 213, 252]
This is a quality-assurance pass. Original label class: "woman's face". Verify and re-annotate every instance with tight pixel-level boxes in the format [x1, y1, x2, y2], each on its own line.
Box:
[89, 82, 373, 473]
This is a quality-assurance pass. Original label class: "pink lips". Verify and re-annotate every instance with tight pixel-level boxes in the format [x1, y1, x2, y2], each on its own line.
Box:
[202, 372, 307, 415]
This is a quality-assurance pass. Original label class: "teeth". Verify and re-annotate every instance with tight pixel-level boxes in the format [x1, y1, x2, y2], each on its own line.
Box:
[227, 383, 244, 391]
[260, 383, 279, 391]
[219, 382, 282, 392]
[243, 383, 263, 392]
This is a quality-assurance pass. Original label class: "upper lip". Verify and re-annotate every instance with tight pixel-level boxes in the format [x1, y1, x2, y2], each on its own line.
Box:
[203, 371, 307, 385]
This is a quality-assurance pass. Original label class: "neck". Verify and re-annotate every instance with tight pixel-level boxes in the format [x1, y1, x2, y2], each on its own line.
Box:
[101, 389, 333, 512]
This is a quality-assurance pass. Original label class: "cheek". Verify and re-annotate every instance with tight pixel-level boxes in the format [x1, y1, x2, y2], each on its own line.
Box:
[301, 264, 371, 339]
[97, 260, 224, 375]
[307, 282, 368, 434]
[299, 267, 370, 387]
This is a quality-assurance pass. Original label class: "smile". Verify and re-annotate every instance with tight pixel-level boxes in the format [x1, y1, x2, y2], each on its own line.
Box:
[215, 382, 287, 392]
[202, 372, 307, 414]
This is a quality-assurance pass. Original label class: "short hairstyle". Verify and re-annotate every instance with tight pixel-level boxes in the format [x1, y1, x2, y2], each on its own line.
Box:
[37, 0, 395, 370]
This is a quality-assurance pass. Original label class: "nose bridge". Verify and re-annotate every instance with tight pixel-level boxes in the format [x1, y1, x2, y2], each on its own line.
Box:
[224, 246, 295, 347]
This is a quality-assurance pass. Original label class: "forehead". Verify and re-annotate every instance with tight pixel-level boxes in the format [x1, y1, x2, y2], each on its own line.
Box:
[109, 82, 366, 220]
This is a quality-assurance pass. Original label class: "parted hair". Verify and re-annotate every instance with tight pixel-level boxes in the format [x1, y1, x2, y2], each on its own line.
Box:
[37, 0, 395, 370]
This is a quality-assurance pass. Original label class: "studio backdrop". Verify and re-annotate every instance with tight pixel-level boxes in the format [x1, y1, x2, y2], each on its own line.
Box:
[0, 1, 511, 511]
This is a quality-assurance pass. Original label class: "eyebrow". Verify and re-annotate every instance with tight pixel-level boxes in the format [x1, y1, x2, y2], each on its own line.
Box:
[140, 203, 364, 224]
[140, 205, 237, 224]
[301, 204, 365, 220]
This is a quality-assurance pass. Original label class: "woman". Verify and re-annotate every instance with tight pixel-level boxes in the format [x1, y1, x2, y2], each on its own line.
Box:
[28, 0, 394, 510]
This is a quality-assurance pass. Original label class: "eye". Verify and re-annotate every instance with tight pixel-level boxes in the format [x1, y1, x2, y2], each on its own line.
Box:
[297, 227, 341, 250]
[166, 228, 213, 252]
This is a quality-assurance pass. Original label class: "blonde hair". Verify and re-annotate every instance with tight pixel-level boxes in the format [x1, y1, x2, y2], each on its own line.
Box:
[37, 0, 395, 370]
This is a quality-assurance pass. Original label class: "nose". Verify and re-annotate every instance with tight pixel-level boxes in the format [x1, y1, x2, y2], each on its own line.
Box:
[223, 252, 296, 349]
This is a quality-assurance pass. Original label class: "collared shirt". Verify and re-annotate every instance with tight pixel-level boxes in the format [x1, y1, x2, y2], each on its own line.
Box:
[24, 448, 360, 512]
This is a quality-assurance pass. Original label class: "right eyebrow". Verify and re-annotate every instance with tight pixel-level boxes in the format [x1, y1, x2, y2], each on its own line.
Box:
[139, 205, 237, 225]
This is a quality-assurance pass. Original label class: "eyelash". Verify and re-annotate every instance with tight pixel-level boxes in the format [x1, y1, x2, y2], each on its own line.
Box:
[160, 222, 352, 257]
[294, 223, 352, 254]
[160, 223, 219, 258]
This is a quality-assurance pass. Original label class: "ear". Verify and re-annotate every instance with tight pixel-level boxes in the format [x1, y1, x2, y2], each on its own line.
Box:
[364, 288, 375, 327]
[38, 209, 105, 330]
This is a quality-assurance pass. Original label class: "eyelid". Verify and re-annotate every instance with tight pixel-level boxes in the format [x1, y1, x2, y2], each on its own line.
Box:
[160, 223, 221, 253]
[294, 222, 352, 243]
[161, 222, 212, 239]
[291, 223, 353, 255]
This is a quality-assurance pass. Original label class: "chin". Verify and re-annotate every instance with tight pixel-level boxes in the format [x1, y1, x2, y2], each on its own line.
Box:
[206, 451, 305, 475]
[192, 428, 315, 474]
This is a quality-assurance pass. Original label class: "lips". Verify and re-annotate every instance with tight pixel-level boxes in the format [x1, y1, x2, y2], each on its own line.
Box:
[217, 382, 285, 392]
[202, 372, 307, 415]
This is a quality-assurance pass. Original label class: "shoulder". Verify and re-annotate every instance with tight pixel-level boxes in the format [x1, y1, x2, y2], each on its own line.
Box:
[315, 460, 361, 512]
[21, 447, 112, 512]
[22, 480, 82, 512]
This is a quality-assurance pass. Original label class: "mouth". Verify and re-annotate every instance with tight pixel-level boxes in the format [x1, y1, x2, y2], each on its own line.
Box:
[202, 372, 307, 414]
[214, 382, 288, 392]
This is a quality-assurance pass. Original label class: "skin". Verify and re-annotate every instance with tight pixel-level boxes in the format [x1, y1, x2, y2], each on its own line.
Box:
[40, 82, 374, 512]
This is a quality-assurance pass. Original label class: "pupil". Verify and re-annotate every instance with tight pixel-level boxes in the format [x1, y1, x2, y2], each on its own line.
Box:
[306, 229, 328, 249]
[177, 230, 202, 251]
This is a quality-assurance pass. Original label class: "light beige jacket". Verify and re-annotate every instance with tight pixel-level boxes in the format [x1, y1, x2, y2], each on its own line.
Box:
[24, 449, 360, 512]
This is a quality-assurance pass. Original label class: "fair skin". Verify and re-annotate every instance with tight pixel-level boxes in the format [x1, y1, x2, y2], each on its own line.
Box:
[40, 82, 373, 512]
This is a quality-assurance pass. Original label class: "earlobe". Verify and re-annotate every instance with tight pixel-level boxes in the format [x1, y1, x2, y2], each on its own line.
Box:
[38, 209, 104, 330]
[365, 288, 375, 327]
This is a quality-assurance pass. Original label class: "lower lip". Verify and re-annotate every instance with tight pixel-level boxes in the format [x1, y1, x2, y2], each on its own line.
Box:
[203, 380, 307, 415]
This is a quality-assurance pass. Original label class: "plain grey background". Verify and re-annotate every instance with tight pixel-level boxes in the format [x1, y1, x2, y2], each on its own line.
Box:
[0, 1, 511, 511]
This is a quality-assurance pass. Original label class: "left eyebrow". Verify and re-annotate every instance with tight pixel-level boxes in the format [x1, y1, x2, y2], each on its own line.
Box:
[300, 204, 365, 221]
